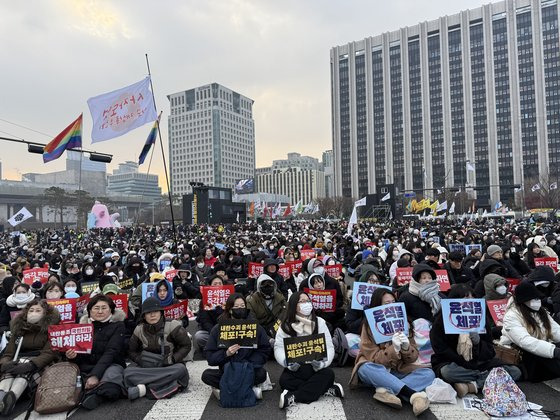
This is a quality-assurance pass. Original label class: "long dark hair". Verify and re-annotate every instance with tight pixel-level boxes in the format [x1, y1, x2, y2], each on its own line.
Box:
[526, 243, 544, 268]
[280, 291, 318, 337]
[218, 292, 246, 322]
[514, 299, 553, 340]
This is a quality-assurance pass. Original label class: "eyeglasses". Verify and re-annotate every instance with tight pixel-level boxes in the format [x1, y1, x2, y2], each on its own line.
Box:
[92, 305, 109, 312]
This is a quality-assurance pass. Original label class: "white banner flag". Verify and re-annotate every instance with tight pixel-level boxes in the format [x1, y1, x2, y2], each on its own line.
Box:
[355, 197, 367, 207]
[381, 192, 390, 202]
[87, 77, 158, 143]
[8, 207, 33, 227]
[466, 161, 475, 172]
[449, 202, 456, 214]
[347, 206, 358, 236]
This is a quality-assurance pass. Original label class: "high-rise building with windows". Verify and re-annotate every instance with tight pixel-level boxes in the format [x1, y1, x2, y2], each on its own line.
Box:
[331, 0, 560, 207]
[167, 83, 255, 195]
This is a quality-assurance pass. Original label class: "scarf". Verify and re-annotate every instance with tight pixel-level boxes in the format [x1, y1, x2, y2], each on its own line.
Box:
[291, 314, 315, 336]
[89, 314, 112, 324]
[409, 280, 441, 315]
[457, 334, 473, 361]
[7, 292, 36, 309]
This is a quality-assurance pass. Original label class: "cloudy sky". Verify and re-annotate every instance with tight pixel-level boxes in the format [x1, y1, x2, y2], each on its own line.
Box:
[0, 0, 488, 191]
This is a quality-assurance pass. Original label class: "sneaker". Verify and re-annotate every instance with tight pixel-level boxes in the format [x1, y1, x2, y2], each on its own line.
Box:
[211, 387, 220, 400]
[324, 383, 345, 398]
[373, 387, 402, 409]
[253, 386, 263, 400]
[410, 391, 430, 417]
[279, 389, 296, 409]
[1, 391, 16, 416]
[128, 386, 140, 400]
[81, 392, 99, 411]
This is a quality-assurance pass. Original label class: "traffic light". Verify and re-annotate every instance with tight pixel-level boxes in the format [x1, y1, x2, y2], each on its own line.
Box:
[27, 144, 44, 154]
[89, 153, 112, 163]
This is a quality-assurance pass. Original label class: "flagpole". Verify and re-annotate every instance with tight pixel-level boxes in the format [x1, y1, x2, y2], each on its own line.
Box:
[145, 54, 178, 249]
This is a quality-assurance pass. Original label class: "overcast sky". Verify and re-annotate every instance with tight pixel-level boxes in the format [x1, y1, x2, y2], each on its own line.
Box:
[0, 0, 489, 191]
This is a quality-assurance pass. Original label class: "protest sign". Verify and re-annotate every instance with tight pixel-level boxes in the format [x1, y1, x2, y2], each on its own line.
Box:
[201, 285, 235, 309]
[163, 300, 189, 320]
[304, 289, 336, 312]
[46, 298, 76, 324]
[364, 303, 408, 344]
[350, 282, 392, 310]
[118, 278, 134, 290]
[465, 244, 482, 255]
[110, 294, 129, 317]
[76, 294, 91, 315]
[48, 323, 93, 353]
[448, 243, 466, 254]
[248, 262, 264, 278]
[286, 260, 303, 275]
[435, 270, 451, 292]
[217, 320, 258, 348]
[284, 333, 327, 364]
[534, 257, 558, 272]
[431, 236, 440, 244]
[506, 277, 521, 293]
[300, 249, 316, 260]
[22, 268, 49, 285]
[487, 298, 508, 326]
[396, 267, 413, 286]
[278, 264, 291, 280]
[325, 264, 343, 278]
[441, 299, 486, 334]
[165, 269, 178, 282]
[81, 281, 99, 295]
[142, 281, 172, 303]
[159, 260, 172, 272]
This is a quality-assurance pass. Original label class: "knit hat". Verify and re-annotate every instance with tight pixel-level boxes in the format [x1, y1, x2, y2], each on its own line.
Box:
[487, 245, 502, 257]
[141, 297, 162, 316]
[514, 281, 544, 304]
[102, 284, 119, 296]
[412, 263, 436, 282]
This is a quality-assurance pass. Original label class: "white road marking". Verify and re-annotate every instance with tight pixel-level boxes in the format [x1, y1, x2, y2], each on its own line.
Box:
[285, 395, 346, 420]
[143, 360, 212, 420]
[15, 411, 68, 420]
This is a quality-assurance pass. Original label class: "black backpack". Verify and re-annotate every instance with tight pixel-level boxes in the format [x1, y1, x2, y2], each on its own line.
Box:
[332, 327, 349, 367]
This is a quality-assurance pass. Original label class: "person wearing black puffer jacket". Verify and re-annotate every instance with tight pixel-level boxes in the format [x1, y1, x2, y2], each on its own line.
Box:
[194, 276, 225, 353]
[172, 264, 201, 299]
[262, 258, 289, 299]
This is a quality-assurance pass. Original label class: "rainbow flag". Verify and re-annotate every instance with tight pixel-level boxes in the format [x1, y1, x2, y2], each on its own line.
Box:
[43, 114, 82, 163]
[138, 111, 161, 165]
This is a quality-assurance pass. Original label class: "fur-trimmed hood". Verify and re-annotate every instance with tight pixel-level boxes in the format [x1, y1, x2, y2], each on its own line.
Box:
[11, 303, 60, 337]
[79, 308, 126, 324]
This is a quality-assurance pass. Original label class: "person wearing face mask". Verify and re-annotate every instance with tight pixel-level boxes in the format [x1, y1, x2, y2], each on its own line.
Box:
[226, 256, 247, 281]
[275, 291, 342, 409]
[202, 293, 271, 400]
[247, 275, 287, 340]
[0, 300, 59, 416]
[172, 264, 201, 299]
[66, 294, 127, 410]
[431, 284, 521, 398]
[398, 264, 442, 323]
[124, 257, 146, 286]
[194, 256, 212, 282]
[350, 289, 433, 416]
[5, 283, 35, 313]
[63, 278, 81, 298]
[388, 249, 414, 283]
[526, 266, 557, 313]
[483, 273, 509, 301]
[500, 281, 560, 382]
[261, 259, 289, 299]
[124, 297, 191, 400]
[43, 281, 64, 300]
[194, 276, 226, 353]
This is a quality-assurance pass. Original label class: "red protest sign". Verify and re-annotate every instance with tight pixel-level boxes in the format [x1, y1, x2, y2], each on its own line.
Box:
[163, 300, 189, 320]
[278, 264, 291, 280]
[201, 285, 235, 309]
[435, 270, 451, 292]
[9, 310, 21, 320]
[534, 257, 558, 272]
[325, 264, 343, 278]
[286, 260, 303, 275]
[300, 249, 316, 260]
[22, 268, 49, 285]
[248, 263, 264, 278]
[487, 298, 508, 326]
[76, 294, 91, 315]
[48, 323, 93, 354]
[47, 298, 76, 324]
[165, 269, 178, 282]
[304, 288, 336, 312]
[396, 267, 413, 286]
[110, 294, 129, 317]
[506, 278, 521, 293]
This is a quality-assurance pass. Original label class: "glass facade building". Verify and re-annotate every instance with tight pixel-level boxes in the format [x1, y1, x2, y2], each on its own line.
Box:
[331, 0, 559, 207]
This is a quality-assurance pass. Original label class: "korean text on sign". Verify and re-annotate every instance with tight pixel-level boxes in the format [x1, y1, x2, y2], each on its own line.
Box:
[350, 282, 392, 310]
[22, 268, 49, 285]
[396, 267, 413, 286]
[284, 333, 327, 364]
[248, 263, 264, 279]
[365, 302, 409, 344]
[486, 298, 508, 326]
[217, 320, 258, 348]
[163, 300, 189, 320]
[110, 294, 129, 317]
[324, 264, 343, 278]
[48, 323, 94, 353]
[441, 298, 486, 334]
[534, 257, 558, 272]
[434, 270, 451, 292]
[304, 289, 336, 312]
[46, 298, 76, 324]
[201, 285, 235, 309]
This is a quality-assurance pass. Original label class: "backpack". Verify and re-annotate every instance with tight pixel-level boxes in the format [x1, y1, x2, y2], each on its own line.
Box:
[34, 362, 82, 414]
[332, 327, 349, 367]
[480, 367, 527, 417]
[219, 361, 257, 408]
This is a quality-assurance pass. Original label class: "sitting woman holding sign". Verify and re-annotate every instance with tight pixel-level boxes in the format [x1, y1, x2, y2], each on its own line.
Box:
[274, 291, 343, 409]
[430, 284, 521, 397]
[350, 288, 433, 416]
[398, 263, 442, 323]
[302, 273, 345, 332]
[0, 299, 59, 416]
[202, 293, 271, 404]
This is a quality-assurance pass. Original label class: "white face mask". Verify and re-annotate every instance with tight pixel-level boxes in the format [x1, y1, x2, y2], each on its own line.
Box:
[298, 302, 313, 316]
[105, 262, 111, 268]
[27, 312, 43, 324]
[65, 286, 77, 294]
[526, 299, 542, 312]
[314, 267, 325, 276]
[496, 285, 507, 295]
[15, 293, 28, 301]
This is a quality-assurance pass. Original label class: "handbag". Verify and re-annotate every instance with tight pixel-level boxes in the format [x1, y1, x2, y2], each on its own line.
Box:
[494, 343, 522, 365]
[34, 362, 82, 414]
[140, 331, 165, 368]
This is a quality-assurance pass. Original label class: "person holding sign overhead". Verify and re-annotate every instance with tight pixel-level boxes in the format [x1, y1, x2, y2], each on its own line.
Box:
[275, 291, 343, 409]
[202, 293, 271, 401]
[350, 288, 433, 417]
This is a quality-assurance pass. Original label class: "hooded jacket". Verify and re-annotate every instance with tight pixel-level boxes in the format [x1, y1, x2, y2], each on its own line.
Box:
[246, 274, 287, 336]
[262, 258, 289, 299]
[483, 273, 508, 300]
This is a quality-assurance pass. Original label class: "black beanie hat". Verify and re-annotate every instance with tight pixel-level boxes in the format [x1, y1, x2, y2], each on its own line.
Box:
[514, 281, 544, 304]
[141, 297, 163, 316]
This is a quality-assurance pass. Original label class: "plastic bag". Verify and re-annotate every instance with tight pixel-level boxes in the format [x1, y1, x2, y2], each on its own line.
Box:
[426, 378, 457, 404]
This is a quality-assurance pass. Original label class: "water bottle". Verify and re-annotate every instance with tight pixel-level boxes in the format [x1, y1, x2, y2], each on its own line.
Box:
[76, 375, 82, 389]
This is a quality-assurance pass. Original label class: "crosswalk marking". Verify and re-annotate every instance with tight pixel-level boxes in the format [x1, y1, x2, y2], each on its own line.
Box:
[285, 395, 347, 420]
[143, 360, 211, 420]
[15, 410, 68, 420]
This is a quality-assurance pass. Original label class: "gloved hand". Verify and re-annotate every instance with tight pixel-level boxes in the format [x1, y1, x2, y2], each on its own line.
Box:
[392, 332, 404, 353]
[310, 360, 324, 372]
[0, 361, 16, 373]
[469, 332, 481, 345]
[10, 362, 36, 375]
[288, 362, 301, 371]
[554, 347, 560, 359]
[399, 332, 410, 351]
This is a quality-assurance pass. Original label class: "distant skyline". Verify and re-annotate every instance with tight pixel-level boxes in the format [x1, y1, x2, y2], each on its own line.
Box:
[0, 0, 489, 191]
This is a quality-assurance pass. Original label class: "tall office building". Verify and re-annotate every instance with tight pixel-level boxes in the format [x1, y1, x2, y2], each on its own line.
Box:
[331, 0, 560, 207]
[322, 150, 334, 198]
[167, 83, 255, 196]
[107, 161, 161, 200]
